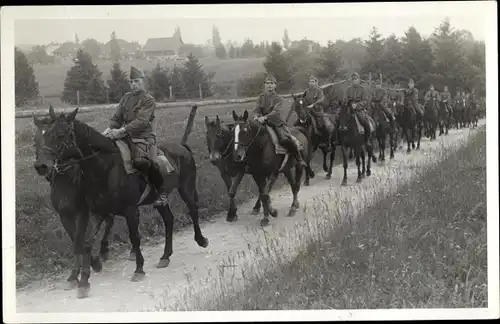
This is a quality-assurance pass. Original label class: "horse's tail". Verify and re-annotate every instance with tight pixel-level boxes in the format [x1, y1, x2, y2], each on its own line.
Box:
[180, 105, 198, 146]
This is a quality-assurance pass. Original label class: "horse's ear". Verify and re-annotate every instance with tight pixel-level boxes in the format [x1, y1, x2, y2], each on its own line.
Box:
[232, 110, 238, 121]
[48, 104, 57, 120]
[215, 115, 221, 128]
[243, 110, 248, 121]
[66, 107, 79, 121]
[32, 113, 43, 128]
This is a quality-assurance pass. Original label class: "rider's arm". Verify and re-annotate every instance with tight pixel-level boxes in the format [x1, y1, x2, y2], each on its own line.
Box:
[312, 88, 325, 107]
[109, 95, 126, 129]
[252, 97, 262, 119]
[267, 95, 284, 121]
[123, 95, 155, 135]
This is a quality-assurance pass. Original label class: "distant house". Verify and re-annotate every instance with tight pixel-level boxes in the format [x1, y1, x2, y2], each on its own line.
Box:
[143, 35, 184, 60]
[45, 44, 60, 56]
[53, 42, 80, 59]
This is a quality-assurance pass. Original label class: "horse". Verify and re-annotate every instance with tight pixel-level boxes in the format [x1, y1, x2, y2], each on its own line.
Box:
[468, 99, 480, 128]
[398, 98, 421, 153]
[32, 112, 125, 274]
[336, 99, 376, 186]
[370, 101, 396, 161]
[229, 110, 313, 226]
[423, 96, 439, 141]
[34, 105, 208, 299]
[204, 115, 263, 215]
[291, 95, 338, 182]
[454, 98, 466, 129]
[437, 100, 451, 136]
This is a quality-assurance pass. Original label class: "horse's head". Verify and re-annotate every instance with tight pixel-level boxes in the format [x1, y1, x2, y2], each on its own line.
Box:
[204, 115, 231, 164]
[34, 107, 80, 176]
[32, 112, 54, 161]
[337, 99, 355, 132]
[291, 94, 309, 125]
[231, 109, 259, 163]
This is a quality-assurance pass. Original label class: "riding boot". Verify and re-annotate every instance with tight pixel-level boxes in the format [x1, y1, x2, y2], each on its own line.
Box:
[288, 136, 307, 168]
[322, 128, 332, 152]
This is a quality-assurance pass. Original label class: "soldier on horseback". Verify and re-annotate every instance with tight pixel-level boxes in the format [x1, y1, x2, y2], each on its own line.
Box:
[253, 74, 307, 168]
[440, 85, 452, 117]
[404, 78, 422, 116]
[301, 74, 334, 152]
[102, 66, 173, 207]
[424, 84, 441, 105]
[371, 79, 397, 129]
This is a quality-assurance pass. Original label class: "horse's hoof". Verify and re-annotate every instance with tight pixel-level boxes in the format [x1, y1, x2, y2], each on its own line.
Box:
[260, 218, 270, 227]
[252, 208, 260, 215]
[226, 214, 238, 222]
[64, 279, 79, 290]
[341, 180, 348, 187]
[372, 156, 377, 163]
[157, 258, 170, 268]
[366, 170, 371, 177]
[288, 208, 297, 217]
[100, 251, 109, 263]
[270, 208, 278, 218]
[197, 236, 209, 248]
[76, 285, 90, 299]
[416, 147, 420, 150]
[406, 149, 411, 154]
[323, 165, 328, 173]
[128, 252, 136, 262]
[91, 257, 103, 273]
[356, 177, 363, 183]
[380, 157, 385, 162]
[131, 272, 146, 282]
[325, 174, 331, 180]
[390, 154, 394, 159]
[304, 181, 310, 187]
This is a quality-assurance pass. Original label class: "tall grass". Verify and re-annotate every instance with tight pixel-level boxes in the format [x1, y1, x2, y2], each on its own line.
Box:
[165, 127, 487, 310]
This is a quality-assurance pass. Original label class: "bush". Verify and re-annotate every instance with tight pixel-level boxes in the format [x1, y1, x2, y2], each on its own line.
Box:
[15, 47, 39, 107]
[237, 72, 267, 97]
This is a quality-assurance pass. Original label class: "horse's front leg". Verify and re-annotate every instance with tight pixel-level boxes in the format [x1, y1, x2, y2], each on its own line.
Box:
[226, 171, 244, 222]
[257, 173, 278, 227]
[326, 142, 336, 179]
[99, 214, 114, 262]
[341, 145, 348, 186]
[356, 148, 363, 183]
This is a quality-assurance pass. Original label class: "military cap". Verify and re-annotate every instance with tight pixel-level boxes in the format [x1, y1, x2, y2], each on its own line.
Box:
[264, 74, 277, 83]
[309, 74, 318, 82]
[351, 72, 360, 79]
[130, 66, 146, 79]
[408, 78, 415, 84]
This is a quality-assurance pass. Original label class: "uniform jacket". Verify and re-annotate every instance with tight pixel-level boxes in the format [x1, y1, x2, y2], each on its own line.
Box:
[404, 87, 419, 108]
[252, 91, 285, 127]
[344, 84, 369, 108]
[440, 91, 452, 102]
[371, 88, 388, 107]
[424, 89, 441, 102]
[109, 91, 156, 140]
[302, 87, 325, 114]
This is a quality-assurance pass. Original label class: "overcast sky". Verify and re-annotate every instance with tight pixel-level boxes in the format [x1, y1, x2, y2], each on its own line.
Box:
[13, 3, 488, 46]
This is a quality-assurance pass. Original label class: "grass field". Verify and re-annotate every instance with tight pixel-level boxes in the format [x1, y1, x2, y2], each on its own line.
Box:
[15, 98, 335, 288]
[182, 128, 487, 310]
[32, 57, 266, 105]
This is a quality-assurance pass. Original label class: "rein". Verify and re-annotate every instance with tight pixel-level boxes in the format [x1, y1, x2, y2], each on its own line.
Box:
[234, 121, 263, 151]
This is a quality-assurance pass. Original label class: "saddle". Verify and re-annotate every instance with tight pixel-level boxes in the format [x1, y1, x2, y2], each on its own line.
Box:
[265, 125, 289, 155]
[115, 139, 176, 175]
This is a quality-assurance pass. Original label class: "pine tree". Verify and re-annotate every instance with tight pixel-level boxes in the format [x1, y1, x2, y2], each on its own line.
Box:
[401, 26, 435, 88]
[107, 62, 129, 103]
[61, 49, 106, 105]
[15, 47, 39, 106]
[361, 27, 385, 79]
[381, 34, 406, 84]
[228, 45, 236, 59]
[181, 53, 214, 99]
[316, 41, 342, 82]
[109, 31, 121, 62]
[212, 26, 222, 47]
[149, 63, 170, 101]
[263, 42, 293, 91]
[169, 63, 185, 100]
[282, 29, 291, 50]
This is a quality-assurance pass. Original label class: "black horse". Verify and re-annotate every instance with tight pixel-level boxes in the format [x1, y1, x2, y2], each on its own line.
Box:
[228, 110, 313, 226]
[398, 99, 421, 153]
[423, 96, 439, 141]
[204, 115, 263, 215]
[34, 106, 208, 299]
[32, 111, 123, 274]
[371, 102, 396, 161]
[336, 99, 376, 186]
[438, 100, 451, 136]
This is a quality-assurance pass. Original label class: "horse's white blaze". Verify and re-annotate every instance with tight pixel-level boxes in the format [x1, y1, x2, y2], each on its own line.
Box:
[234, 124, 240, 151]
[42, 130, 46, 135]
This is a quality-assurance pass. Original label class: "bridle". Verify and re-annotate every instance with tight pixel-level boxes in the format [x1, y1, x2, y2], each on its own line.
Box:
[233, 120, 263, 154]
[42, 120, 100, 175]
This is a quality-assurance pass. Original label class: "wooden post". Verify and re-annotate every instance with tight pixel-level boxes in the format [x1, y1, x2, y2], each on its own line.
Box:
[169, 85, 173, 101]
[199, 84, 203, 99]
[380, 73, 383, 85]
[77, 90, 80, 106]
[106, 90, 109, 103]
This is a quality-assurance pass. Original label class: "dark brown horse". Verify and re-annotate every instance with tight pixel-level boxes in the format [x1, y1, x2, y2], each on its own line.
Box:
[398, 98, 421, 153]
[34, 106, 208, 299]
[32, 112, 124, 273]
[438, 100, 451, 135]
[454, 98, 467, 129]
[423, 96, 439, 141]
[371, 102, 396, 161]
[229, 110, 312, 226]
[336, 99, 376, 186]
[204, 115, 263, 215]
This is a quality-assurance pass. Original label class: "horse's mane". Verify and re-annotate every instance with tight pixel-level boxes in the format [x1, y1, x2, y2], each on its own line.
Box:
[73, 119, 119, 154]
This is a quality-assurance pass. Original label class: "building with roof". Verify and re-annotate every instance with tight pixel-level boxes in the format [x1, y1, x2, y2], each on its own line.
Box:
[142, 35, 184, 60]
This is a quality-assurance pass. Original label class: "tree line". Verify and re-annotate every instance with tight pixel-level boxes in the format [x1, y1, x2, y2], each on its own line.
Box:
[15, 18, 485, 107]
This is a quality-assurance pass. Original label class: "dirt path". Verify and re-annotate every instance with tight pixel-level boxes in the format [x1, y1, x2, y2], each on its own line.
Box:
[14, 122, 483, 313]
